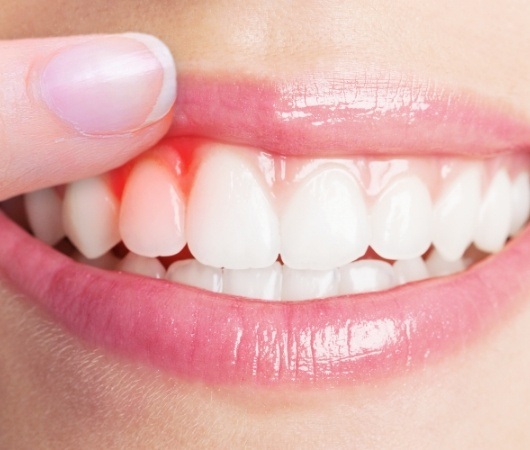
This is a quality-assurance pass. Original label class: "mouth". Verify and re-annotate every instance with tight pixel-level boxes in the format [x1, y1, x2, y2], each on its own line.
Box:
[1, 71, 530, 386]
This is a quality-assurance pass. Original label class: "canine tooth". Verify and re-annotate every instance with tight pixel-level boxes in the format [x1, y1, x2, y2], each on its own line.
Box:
[120, 159, 186, 257]
[339, 260, 396, 294]
[186, 145, 280, 269]
[118, 252, 166, 279]
[509, 172, 530, 236]
[63, 176, 120, 259]
[425, 249, 465, 277]
[24, 188, 65, 245]
[474, 169, 512, 252]
[282, 267, 339, 300]
[280, 166, 370, 270]
[223, 262, 282, 300]
[433, 167, 481, 261]
[371, 176, 433, 260]
[393, 257, 429, 285]
[166, 259, 223, 292]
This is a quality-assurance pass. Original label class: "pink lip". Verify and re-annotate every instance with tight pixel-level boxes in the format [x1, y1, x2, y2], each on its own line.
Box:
[2, 73, 530, 386]
[170, 72, 530, 156]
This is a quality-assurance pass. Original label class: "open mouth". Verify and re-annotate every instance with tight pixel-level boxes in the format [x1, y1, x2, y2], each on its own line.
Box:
[1, 72, 530, 385]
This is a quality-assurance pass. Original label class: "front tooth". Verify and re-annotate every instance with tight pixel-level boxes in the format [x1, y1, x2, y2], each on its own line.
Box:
[371, 176, 433, 260]
[339, 260, 396, 294]
[433, 167, 481, 261]
[280, 165, 370, 270]
[474, 169, 512, 253]
[119, 159, 186, 257]
[509, 172, 530, 236]
[166, 259, 223, 292]
[393, 257, 429, 285]
[117, 252, 166, 279]
[24, 188, 65, 245]
[425, 249, 465, 277]
[63, 176, 120, 259]
[223, 262, 282, 300]
[186, 145, 280, 269]
[282, 267, 339, 300]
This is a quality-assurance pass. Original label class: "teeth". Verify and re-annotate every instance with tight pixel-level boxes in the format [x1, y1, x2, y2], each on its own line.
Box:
[433, 167, 481, 261]
[282, 266, 339, 300]
[24, 139, 528, 302]
[425, 249, 466, 277]
[474, 169, 512, 253]
[166, 259, 223, 292]
[371, 176, 433, 260]
[186, 145, 280, 269]
[280, 165, 370, 270]
[63, 176, 120, 259]
[223, 262, 282, 300]
[393, 257, 429, 284]
[73, 251, 120, 270]
[117, 252, 166, 279]
[24, 188, 65, 245]
[339, 260, 396, 294]
[119, 158, 186, 257]
[509, 172, 530, 236]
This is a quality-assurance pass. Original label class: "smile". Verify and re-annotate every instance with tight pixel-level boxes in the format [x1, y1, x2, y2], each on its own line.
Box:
[1, 71, 530, 385]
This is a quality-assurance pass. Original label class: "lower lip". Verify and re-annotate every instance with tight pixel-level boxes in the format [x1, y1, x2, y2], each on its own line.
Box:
[1, 210, 529, 386]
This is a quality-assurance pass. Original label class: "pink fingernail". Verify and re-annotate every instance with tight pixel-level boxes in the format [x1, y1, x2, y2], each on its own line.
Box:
[41, 33, 177, 135]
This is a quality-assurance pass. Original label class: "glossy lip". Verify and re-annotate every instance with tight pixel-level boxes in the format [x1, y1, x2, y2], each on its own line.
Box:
[2, 73, 530, 386]
[170, 72, 530, 156]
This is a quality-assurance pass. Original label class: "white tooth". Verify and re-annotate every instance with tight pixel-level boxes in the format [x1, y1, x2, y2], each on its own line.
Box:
[280, 165, 370, 270]
[509, 172, 530, 236]
[118, 252, 166, 279]
[166, 259, 223, 292]
[371, 176, 433, 260]
[119, 159, 186, 257]
[425, 249, 465, 277]
[282, 266, 339, 300]
[339, 260, 396, 294]
[186, 145, 280, 269]
[223, 262, 282, 300]
[433, 167, 481, 261]
[392, 257, 429, 285]
[73, 251, 120, 270]
[63, 177, 120, 259]
[24, 188, 65, 246]
[474, 169, 512, 252]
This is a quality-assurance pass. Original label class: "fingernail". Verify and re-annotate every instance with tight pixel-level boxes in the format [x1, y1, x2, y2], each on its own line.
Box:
[41, 33, 177, 135]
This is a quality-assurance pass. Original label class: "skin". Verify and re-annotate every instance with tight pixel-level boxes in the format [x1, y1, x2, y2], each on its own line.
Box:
[1, 0, 530, 448]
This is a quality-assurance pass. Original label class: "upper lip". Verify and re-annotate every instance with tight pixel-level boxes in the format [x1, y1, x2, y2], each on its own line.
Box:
[2, 71, 530, 386]
[169, 71, 530, 156]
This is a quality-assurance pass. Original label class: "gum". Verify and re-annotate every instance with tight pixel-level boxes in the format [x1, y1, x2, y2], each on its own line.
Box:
[108, 137, 530, 208]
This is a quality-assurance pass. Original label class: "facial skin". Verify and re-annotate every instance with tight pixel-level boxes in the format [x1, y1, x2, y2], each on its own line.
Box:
[1, 1, 530, 448]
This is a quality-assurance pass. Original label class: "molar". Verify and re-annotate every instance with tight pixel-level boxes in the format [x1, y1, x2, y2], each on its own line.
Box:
[24, 187, 65, 246]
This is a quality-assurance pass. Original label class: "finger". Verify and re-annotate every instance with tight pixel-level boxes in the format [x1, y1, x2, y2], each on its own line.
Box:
[0, 33, 177, 200]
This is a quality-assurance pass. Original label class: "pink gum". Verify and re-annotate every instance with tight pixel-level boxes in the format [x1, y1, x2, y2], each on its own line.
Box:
[107, 137, 530, 208]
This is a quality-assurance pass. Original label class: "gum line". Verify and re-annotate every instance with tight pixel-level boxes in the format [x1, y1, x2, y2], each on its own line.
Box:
[16, 138, 530, 300]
